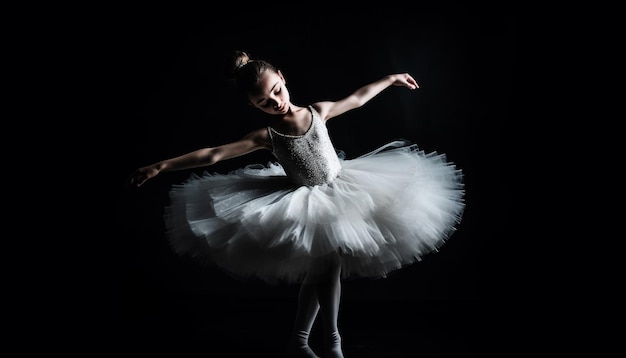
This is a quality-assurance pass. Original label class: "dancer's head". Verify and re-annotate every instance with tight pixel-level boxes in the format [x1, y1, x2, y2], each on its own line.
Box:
[227, 51, 291, 115]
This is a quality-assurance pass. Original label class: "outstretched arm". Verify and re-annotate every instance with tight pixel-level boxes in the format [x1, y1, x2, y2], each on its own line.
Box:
[128, 128, 270, 187]
[313, 73, 418, 121]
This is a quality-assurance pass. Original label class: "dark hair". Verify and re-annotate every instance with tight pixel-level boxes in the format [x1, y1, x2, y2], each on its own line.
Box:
[226, 51, 278, 97]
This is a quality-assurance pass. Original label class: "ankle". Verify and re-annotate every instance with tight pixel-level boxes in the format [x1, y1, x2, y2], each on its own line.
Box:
[288, 331, 319, 358]
[294, 330, 311, 348]
[325, 330, 344, 358]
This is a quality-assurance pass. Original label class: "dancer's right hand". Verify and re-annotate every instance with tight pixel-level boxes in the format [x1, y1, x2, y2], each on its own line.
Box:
[128, 166, 160, 187]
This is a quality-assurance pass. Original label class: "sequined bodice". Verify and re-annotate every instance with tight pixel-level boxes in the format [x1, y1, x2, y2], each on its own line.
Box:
[268, 106, 341, 186]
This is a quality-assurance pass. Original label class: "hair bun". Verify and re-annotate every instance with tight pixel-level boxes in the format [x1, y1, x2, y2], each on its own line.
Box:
[225, 50, 251, 78]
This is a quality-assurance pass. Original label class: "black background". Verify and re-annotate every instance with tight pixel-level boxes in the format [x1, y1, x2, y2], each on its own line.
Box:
[102, 7, 526, 357]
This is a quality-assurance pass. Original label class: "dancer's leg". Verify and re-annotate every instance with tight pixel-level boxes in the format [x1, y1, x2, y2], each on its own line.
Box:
[287, 277, 321, 357]
[311, 252, 344, 358]
[288, 251, 344, 358]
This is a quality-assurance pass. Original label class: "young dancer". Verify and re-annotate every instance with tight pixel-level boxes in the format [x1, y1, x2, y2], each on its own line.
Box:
[129, 50, 465, 357]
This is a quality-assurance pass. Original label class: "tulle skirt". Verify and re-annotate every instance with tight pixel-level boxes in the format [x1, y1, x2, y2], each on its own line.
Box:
[165, 140, 465, 284]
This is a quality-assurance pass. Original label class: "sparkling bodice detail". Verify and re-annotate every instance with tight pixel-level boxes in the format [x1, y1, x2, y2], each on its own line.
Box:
[268, 106, 341, 186]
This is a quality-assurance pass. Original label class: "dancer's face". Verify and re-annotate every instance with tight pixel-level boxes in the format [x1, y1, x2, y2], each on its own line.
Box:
[248, 70, 291, 115]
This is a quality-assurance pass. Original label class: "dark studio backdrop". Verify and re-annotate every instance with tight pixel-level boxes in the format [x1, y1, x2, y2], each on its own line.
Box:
[108, 8, 523, 357]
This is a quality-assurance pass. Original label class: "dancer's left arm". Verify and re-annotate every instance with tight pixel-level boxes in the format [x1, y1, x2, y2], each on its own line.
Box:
[313, 73, 418, 122]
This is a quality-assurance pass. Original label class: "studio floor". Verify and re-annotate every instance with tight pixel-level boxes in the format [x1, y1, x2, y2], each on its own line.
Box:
[110, 293, 511, 358]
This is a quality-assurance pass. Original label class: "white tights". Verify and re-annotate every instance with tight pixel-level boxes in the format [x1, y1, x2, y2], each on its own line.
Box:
[288, 252, 344, 358]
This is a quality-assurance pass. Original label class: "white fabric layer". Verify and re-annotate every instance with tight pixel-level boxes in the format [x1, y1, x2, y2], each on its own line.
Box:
[165, 139, 465, 284]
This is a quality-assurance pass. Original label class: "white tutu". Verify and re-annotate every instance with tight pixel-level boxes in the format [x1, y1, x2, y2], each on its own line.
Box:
[165, 140, 465, 284]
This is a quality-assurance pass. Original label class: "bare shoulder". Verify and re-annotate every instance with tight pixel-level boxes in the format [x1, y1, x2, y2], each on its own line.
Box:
[243, 127, 272, 149]
[311, 102, 333, 122]
[311, 98, 359, 122]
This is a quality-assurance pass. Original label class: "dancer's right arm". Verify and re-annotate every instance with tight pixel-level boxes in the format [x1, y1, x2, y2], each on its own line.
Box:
[129, 128, 271, 187]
